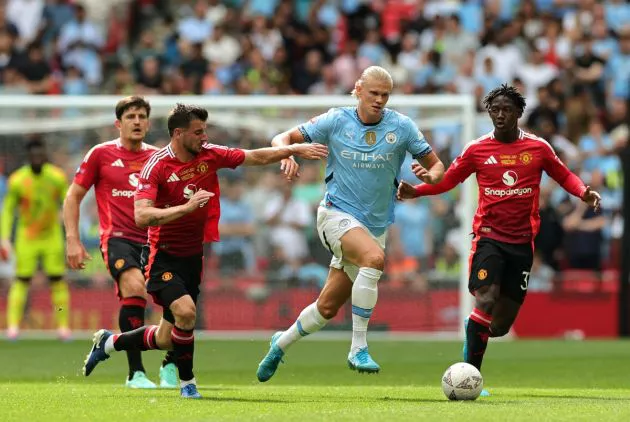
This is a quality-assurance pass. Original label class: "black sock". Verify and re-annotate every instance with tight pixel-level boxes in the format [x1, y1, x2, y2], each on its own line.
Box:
[113, 325, 160, 352]
[171, 326, 195, 382]
[162, 351, 177, 368]
[466, 308, 492, 370]
[119, 297, 147, 378]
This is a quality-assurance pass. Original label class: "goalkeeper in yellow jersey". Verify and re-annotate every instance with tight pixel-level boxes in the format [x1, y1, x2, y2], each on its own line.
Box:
[2, 137, 70, 340]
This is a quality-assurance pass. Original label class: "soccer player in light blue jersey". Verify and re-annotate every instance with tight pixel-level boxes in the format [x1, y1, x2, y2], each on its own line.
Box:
[257, 66, 445, 381]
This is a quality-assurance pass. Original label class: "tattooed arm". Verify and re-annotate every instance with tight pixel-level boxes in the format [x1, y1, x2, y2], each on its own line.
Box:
[134, 190, 213, 229]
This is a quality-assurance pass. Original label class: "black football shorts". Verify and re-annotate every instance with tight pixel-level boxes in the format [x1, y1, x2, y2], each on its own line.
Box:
[144, 248, 203, 324]
[468, 237, 534, 304]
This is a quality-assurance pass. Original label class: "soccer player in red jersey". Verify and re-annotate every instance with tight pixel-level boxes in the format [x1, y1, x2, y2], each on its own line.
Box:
[63, 96, 178, 389]
[82, 103, 328, 399]
[397, 85, 601, 393]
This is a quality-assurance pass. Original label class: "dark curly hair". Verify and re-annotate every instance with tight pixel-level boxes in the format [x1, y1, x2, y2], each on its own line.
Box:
[167, 103, 209, 136]
[482, 84, 526, 115]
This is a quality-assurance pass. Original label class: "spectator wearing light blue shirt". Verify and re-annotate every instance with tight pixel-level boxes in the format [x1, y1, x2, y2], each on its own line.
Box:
[393, 197, 432, 268]
[57, 4, 104, 85]
[578, 118, 621, 176]
[605, 0, 630, 33]
[178, 1, 213, 44]
[605, 32, 630, 100]
[213, 178, 256, 275]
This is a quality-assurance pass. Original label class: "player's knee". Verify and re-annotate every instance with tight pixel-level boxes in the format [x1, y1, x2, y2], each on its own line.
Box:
[119, 280, 147, 299]
[173, 306, 196, 330]
[360, 250, 385, 270]
[119, 270, 147, 298]
[490, 323, 511, 338]
[474, 289, 497, 314]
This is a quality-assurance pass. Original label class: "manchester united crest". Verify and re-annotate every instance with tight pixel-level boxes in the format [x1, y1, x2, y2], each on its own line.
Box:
[519, 152, 533, 165]
[478, 269, 488, 280]
[197, 162, 208, 174]
[162, 272, 173, 282]
[365, 131, 376, 146]
[114, 259, 125, 270]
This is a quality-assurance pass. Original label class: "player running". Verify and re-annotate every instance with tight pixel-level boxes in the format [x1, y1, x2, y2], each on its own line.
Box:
[397, 84, 601, 395]
[3, 137, 70, 341]
[63, 96, 178, 389]
[82, 103, 328, 399]
[256, 66, 444, 382]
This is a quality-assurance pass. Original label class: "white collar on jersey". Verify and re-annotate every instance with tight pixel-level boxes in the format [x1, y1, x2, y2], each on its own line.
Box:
[491, 128, 525, 140]
[114, 137, 152, 150]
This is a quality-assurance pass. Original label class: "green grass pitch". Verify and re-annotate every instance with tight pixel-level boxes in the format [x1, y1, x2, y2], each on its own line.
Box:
[1, 338, 630, 421]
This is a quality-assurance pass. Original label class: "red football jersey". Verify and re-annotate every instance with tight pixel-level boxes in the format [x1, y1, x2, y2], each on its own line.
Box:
[417, 129, 587, 244]
[74, 138, 158, 245]
[135, 143, 245, 257]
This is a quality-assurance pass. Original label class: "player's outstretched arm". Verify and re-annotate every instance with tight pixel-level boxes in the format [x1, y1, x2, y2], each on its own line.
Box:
[242, 143, 328, 167]
[412, 151, 445, 184]
[542, 145, 601, 211]
[271, 127, 307, 181]
[63, 183, 92, 270]
[397, 167, 461, 200]
[134, 190, 214, 228]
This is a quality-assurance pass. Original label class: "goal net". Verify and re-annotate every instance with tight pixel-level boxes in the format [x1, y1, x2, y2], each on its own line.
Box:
[0, 95, 476, 339]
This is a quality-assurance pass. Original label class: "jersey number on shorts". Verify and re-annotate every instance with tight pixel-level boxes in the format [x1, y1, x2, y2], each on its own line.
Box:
[521, 271, 530, 291]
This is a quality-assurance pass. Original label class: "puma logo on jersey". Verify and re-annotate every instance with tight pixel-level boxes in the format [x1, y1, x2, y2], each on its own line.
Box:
[110, 159, 124, 167]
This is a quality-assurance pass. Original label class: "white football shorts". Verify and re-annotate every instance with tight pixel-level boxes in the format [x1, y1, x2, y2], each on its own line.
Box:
[316, 206, 386, 280]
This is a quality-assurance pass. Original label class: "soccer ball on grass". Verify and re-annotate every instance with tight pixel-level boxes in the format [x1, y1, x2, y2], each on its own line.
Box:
[441, 362, 483, 400]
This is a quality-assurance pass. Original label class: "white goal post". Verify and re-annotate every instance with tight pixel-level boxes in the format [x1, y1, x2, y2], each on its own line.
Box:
[0, 94, 476, 338]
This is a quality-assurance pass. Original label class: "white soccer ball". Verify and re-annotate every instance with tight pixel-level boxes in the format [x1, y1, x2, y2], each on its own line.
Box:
[441, 362, 483, 401]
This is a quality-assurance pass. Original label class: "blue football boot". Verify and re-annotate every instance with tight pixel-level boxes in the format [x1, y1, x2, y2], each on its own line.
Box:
[256, 331, 284, 382]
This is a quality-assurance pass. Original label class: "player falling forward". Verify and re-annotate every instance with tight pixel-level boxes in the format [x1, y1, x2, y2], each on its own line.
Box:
[397, 84, 601, 395]
[82, 103, 328, 399]
[256, 66, 444, 382]
[63, 96, 178, 389]
[2, 137, 71, 341]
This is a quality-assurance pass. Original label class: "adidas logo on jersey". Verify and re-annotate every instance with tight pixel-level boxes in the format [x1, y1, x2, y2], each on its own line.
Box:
[167, 172, 180, 182]
[484, 156, 498, 165]
[110, 159, 124, 167]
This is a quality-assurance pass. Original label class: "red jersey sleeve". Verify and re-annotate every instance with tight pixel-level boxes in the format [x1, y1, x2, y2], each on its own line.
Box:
[541, 140, 587, 199]
[413, 145, 476, 196]
[135, 161, 161, 202]
[73, 145, 101, 189]
[206, 144, 246, 169]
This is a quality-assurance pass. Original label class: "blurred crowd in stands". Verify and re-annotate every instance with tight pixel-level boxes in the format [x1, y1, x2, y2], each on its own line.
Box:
[0, 0, 629, 294]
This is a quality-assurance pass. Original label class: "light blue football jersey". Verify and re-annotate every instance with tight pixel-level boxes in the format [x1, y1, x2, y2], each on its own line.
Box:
[298, 106, 432, 236]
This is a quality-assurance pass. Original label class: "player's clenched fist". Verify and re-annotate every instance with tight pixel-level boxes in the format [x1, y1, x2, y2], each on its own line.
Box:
[582, 186, 602, 212]
[290, 143, 328, 160]
[186, 189, 214, 211]
[396, 180, 419, 200]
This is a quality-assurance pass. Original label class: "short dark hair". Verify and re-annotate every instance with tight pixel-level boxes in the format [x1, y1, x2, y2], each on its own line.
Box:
[25, 136, 45, 152]
[167, 103, 209, 136]
[482, 84, 527, 114]
[115, 96, 151, 120]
